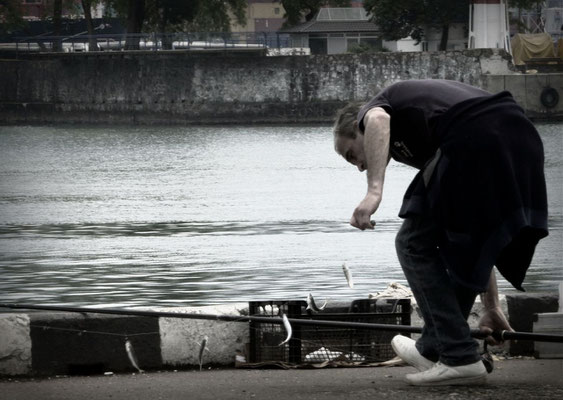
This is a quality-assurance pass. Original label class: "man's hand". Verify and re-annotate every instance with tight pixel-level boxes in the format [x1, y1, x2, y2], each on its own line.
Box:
[478, 306, 514, 346]
[350, 193, 380, 230]
[479, 270, 513, 346]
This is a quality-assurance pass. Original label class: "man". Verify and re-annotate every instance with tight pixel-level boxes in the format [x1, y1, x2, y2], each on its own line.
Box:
[333, 79, 548, 386]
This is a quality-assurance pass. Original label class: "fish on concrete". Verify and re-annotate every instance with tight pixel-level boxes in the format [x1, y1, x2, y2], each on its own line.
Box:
[199, 335, 208, 371]
[125, 338, 144, 374]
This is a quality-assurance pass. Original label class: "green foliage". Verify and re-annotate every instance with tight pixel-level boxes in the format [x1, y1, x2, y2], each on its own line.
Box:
[347, 42, 381, 53]
[508, 0, 542, 10]
[0, 0, 27, 35]
[364, 0, 468, 49]
[102, 0, 246, 33]
[184, 0, 247, 32]
[279, 0, 351, 27]
[363, 0, 424, 42]
[144, 0, 200, 32]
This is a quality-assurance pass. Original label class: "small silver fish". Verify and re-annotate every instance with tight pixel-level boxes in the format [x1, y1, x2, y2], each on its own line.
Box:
[125, 338, 144, 373]
[278, 313, 292, 346]
[199, 335, 208, 371]
[306, 293, 327, 313]
[342, 263, 354, 288]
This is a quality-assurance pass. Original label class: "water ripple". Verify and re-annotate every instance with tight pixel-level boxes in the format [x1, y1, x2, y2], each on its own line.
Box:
[0, 219, 403, 238]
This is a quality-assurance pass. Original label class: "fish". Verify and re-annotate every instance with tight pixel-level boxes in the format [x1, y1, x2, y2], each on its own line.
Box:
[342, 263, 354, 288]
[125, 338, 144, 373]
[278, 313, 292, 346]
[199, 335, 208, 371]
[368, 282, 413, 299]
[306, 293, 327, 313]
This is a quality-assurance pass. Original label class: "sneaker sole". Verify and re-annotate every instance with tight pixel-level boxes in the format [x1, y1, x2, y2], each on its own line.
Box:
[406, 374, 487, 386]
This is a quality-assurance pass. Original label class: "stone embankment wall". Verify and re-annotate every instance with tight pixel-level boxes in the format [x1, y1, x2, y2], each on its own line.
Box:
[2, 48, 559, 125]
[1, 293, 560, 376]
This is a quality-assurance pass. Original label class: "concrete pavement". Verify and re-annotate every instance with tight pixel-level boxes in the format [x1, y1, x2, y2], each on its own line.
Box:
[2, 359, 562, 400]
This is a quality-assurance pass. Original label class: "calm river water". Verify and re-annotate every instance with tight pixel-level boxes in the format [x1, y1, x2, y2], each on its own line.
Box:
[0, 124, 561, 308]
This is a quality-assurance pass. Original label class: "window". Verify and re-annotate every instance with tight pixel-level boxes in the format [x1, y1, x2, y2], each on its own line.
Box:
[274, 7, 280, 15]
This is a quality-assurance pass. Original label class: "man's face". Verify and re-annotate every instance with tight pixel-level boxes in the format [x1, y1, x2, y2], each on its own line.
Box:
[335, 131, 366, 172]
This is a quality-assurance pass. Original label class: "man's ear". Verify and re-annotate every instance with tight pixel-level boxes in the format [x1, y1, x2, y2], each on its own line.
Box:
[353, 120, 362, 136]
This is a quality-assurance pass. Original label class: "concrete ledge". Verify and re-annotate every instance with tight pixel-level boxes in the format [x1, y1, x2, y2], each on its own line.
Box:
[507, 293, 560, 356]
[0, 314, 31, 375]
[0, 294, 559, 377]
[157, 305, 249, 367]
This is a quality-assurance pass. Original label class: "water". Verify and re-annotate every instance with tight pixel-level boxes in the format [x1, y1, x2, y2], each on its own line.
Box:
[0, 124, 561, 308]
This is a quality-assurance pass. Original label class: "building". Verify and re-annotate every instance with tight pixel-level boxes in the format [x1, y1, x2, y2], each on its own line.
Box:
[281, 7, 381, 55]
[230, 0, 286, 33]
[19, 0, 83, 21]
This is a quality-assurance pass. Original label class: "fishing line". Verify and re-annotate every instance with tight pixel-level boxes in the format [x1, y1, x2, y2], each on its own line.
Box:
[28, 324, 160, 338]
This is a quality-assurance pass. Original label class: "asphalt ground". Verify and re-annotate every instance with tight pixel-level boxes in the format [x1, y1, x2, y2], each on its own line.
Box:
[1, 358, 562, 400]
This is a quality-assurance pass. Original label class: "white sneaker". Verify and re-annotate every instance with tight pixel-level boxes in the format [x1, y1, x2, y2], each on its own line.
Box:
[391, 335, 435, 371]
[405, 361, 487, 386]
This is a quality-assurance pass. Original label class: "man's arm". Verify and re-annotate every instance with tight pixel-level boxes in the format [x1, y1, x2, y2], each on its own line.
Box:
[479, 269, 514, 345]
[350, 107, 391, 230]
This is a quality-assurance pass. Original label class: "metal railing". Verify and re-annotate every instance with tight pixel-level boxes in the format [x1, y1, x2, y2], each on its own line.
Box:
[3, 32, 304, 55]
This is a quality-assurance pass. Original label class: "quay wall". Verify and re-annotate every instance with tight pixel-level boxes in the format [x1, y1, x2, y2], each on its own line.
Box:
[1, 49, 560, 125]
[0, 293, 559, 376]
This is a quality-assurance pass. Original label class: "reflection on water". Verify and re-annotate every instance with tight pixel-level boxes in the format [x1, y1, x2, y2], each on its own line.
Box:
[0, 124, 561, 307]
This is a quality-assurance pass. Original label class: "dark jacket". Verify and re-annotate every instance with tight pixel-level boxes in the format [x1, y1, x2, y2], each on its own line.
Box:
[358, 81, 548, 291]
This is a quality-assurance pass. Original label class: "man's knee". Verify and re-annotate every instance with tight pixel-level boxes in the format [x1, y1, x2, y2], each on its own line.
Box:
[395, 216, 439, 258]
[395, 226, 408, 257]
[395, 219, 414, 259]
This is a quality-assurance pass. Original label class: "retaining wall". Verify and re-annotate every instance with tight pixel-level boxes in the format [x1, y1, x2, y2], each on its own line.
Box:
[0, 293, 559, 377]
[2, 49, 559, 125]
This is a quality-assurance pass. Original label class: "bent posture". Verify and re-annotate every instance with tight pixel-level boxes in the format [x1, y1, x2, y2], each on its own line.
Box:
[333, 80, 548, 386]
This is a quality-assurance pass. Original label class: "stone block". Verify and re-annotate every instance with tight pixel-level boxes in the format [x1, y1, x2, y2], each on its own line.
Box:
[481, 74, 506, 94]
[546, 74, 563, 114]
[29, 312, 161, 375]
[504, 74, 529, 109]
[506, 293, 559, 356]
[525, 74, 550, 115]
[533, 312, 563, 358]
[159, 304, 249, 368]
[0, 314, 31, 375]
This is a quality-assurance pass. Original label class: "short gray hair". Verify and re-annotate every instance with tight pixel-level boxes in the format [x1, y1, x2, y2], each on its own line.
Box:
[333, 102, 362, 141]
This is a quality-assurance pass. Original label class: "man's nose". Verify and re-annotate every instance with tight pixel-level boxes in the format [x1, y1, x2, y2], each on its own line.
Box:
[357, 164, 364, 172]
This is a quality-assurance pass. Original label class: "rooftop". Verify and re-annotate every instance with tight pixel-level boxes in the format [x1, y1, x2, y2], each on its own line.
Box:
[281, 8, 379, 34]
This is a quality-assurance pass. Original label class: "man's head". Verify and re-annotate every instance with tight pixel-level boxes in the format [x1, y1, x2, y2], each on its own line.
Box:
[333, 102, 367, 172]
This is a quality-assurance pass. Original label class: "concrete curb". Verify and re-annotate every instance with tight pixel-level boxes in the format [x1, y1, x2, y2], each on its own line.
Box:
[0, 294, 559, 377]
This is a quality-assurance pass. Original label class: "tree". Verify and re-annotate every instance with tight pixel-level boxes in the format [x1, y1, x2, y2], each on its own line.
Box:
[53, 0, 63, 51]
[105, 0, 247, 47]
[183, 0, 247, 32]
[279, 0, 351, 27]
[0, 0, 26, 36]
[143, 0, 200, 48]
[103, 0, 146, 49]
[81, 0, 99, 50]
[364, 0, 468, 51]
[508, 0, 541, 9]
[508, 0, 544, 33]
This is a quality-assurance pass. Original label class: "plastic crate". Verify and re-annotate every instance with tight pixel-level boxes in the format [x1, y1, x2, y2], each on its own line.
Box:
[248, 298, 411, 364]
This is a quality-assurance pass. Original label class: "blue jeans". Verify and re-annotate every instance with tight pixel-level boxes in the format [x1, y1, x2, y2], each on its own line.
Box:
[395, 216, 482, 366]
